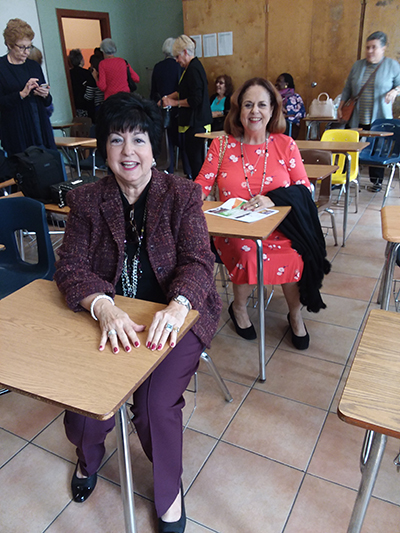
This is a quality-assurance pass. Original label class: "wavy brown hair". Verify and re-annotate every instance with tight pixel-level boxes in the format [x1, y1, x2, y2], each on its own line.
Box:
[3, 19, 34, 48]
[225, 77, 286, 139]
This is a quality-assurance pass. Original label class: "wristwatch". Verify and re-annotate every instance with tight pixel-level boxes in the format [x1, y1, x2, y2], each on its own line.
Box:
[173, 295, 191, 311]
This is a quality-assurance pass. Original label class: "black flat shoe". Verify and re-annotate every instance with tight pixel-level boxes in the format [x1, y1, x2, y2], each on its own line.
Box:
[71, 463, 97, 503]
[287, 313, 310, 350]
[228, 302, 257, 340]
[367, 184, 382, 192]
[158, 483, 186, 533]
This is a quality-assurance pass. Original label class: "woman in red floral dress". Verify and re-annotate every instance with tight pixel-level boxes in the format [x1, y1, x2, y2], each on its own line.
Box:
[196, 77, 313, 349]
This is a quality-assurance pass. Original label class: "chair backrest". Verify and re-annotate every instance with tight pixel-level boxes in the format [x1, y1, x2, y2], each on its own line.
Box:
[70, 116, 92, 138]
[300, 149, 333, 210]
[0, 197, 55, 275]
[363, 119, 400, 161]
[321, 128, 360, 179]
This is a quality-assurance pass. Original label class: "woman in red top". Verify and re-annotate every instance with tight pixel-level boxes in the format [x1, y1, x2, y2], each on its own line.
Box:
[196, 77, 313, 349]
[94, 38, 139, 100]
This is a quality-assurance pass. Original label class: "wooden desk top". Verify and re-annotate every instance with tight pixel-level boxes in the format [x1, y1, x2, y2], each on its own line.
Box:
[203, 201, 290, 240]
[296, 140, 369, 153]
[302, 117, 341, 122]
[55, 137, 96, 148]
[357, 130, 394, 138]
[0, 191, 24, 199]
[52, 123, 76, 130]
[338, 309, 400, 438]
[381, 205, 400, 243]
[304, 164, 339, 182]
[0, 280, 199, 420]
[195, 131, 225, 140]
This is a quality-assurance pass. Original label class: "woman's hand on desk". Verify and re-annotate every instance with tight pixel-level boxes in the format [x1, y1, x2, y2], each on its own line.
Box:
[146, 300, 188, 351]
[96, 302, 146, 354]
[242, 195, 275, 211]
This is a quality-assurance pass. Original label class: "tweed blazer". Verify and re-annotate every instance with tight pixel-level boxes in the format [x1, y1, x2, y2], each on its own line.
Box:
[54, 169, 222, 347]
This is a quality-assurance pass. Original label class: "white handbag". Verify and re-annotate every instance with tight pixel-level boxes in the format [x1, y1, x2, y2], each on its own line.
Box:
[308, 93, 335, 118]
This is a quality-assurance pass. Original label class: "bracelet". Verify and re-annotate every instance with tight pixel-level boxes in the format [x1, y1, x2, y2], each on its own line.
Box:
[90, 294, 114, 321]
[178, 100, 180, 108]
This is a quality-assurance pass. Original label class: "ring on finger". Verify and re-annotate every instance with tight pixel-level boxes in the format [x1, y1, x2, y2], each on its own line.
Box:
[255, 202, 259, 208]
[173, 326, 180, 333]
[165, 323, 174, 333]
[108, 329, 117, 336]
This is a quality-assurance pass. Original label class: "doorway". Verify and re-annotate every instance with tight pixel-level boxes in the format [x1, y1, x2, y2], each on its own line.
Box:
[56, 9, 111, 116]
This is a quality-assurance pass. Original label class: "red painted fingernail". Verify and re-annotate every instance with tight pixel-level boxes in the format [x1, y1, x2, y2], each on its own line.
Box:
[157, 343, 162, 350]
[99, 345, 103, 350]
[125, 346, 131, 352]
[151, 343, 156, 350]
[113, 347, 118, 353]
[134, 341, 139, 347]
[146, 342, 150, 348]
[170, 342, 175, 348]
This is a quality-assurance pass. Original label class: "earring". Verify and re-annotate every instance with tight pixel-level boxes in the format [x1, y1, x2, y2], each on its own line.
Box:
[152, 158, 156, 168]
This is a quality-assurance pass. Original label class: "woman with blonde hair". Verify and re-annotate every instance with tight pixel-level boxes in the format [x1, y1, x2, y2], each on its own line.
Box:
[162, 35, 212, 179]
[0, 18, 56, 155]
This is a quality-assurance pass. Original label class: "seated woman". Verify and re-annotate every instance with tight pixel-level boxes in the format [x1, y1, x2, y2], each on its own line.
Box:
[210, 74, 233, 131]
[54, 92, 221, 533]
[275, 73, 306, 140]
[196, 77, 330, 350]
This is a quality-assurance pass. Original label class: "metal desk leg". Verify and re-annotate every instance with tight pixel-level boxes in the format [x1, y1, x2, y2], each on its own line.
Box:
[256, 239, 266, 381]
[347, 431, 387, 533]
[73, 147, 82, 178]
[342, 152, 351, 247]
[380, 242, 400, 310]
[116, 404, 136, 533]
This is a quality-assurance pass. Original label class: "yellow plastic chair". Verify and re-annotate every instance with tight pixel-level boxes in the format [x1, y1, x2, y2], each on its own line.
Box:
[321, 128, 360, 213]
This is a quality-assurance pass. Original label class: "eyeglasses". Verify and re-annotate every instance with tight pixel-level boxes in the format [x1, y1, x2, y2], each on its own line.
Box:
[15, 44, 33, 52]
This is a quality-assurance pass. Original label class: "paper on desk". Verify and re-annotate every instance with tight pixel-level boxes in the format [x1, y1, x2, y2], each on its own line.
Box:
[205, 198, 278, 223]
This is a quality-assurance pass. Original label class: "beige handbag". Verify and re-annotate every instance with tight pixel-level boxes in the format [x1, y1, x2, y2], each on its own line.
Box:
[309, 93, 335, 118]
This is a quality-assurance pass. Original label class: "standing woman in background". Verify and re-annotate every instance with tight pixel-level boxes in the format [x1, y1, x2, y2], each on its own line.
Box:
[94, 38, 140, 100]
[0, 18, 56, 155]
[162, 35, 212, 179]
[338, 31, 400, 192]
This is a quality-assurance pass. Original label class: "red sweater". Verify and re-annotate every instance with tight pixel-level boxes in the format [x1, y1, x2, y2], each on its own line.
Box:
[97, 57, 140, 100]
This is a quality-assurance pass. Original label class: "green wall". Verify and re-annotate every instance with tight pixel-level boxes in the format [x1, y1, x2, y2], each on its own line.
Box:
[35, 0, 183, 124]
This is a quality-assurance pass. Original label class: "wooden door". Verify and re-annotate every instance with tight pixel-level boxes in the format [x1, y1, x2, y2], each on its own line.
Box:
[363, 0, 400, 62]
[267, 0, 362, 113]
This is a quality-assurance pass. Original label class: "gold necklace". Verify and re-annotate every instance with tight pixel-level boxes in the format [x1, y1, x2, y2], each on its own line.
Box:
[240, 136, 269, 197]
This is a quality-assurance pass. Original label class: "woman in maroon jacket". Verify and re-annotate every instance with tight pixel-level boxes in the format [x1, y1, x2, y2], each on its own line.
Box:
[54, 92, 221, 533]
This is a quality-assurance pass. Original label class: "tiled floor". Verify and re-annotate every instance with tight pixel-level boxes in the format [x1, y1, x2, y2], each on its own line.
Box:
[2, 170, 400, 532]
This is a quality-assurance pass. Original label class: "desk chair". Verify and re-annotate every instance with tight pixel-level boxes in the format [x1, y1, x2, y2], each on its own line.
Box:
[301, 149, 338, 246]
[0, 197, 55, 300]
[359, 119, 400, 208]
[321, 129, 360, 213]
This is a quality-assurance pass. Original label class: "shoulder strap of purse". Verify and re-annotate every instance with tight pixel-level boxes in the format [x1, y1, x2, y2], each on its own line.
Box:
[216, 134, 228, 177]
[354, 57, 385, 102]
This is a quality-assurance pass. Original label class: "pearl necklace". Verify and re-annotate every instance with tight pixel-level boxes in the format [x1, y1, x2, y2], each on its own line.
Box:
[240, 136, 269, 198]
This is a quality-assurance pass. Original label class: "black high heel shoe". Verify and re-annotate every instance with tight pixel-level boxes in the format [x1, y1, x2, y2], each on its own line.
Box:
[158, 483, 186, 533]
[228, 302, 257, 340]
[71, 463, 97, 503]
[287, 313, 310, 350]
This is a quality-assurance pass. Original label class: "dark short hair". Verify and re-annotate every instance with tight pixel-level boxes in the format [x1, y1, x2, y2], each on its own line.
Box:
[96, 92, 163, 160]
[216, 74, 234, 96]
[69, 49, 83, 68]
[278, 73, 295, 90]
[225, 77, 286, 138]
[367, 31, 387, 47]
[89, 54, 102, 72]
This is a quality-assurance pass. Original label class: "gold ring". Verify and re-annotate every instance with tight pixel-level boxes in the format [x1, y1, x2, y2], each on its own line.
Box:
[255, 202, 259, 208]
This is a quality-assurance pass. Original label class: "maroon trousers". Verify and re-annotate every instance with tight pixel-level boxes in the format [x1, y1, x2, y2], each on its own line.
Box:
[64, 330, 203, 517]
